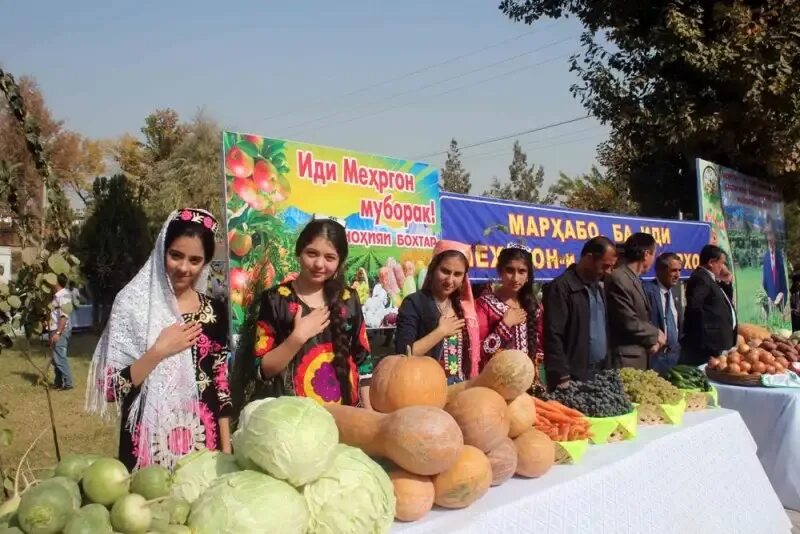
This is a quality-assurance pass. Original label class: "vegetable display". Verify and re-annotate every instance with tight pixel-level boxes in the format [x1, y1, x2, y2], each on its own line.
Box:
[620, 368, 682, 405]
[369, 349, 448, 412]
[545, 370, 633, 417]
[432, 446, 492, 509]
[446, 349, 534, 402]
[506, 394, 537, 438]
[444, 387, 509, 453]
[513, 429, 555, 478]
[707, 332, 799, 379]
[666, 365, 711, 391]
[486, 438, 517, 487]
[389, 469, 435, 522]
[533, 398, 591, 441]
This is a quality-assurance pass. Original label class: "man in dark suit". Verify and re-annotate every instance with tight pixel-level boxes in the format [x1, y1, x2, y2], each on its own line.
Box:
[644, 253, 683, 375]
[681, 245, 737, 365]
[543, 236, 617, 390]
[606, 233, 666, 369]
[762, 229, 788, 311]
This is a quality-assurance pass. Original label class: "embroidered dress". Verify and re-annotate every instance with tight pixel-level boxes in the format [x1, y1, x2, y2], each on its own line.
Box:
[441, 331, 464, 384]
[254, 283, 373, 405]
[104, 294, 231, 470]
[476, 292, 544, 383]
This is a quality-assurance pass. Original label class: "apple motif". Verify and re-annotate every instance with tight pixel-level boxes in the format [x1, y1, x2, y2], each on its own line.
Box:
[229, 268, 249, 291]
[225, 146, 254, 178]
[243, 134, 264, 150]
[232, 177, 267, 211]
[228, 230, 253, 257]
[252, 160, 278, 193]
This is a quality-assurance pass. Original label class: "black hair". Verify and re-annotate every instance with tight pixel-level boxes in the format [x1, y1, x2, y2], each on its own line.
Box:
[580, 236, 615, 257]
[655, 252, 681, 271]
[623, 232, 657, 262]
[496, 247, 539, 357]
[422, 250, 472, 378]
[295, 219, 354, 405]
[165, 219, 216, 264]
[700, 244, 726, 266]
[56, 273, 69, 288]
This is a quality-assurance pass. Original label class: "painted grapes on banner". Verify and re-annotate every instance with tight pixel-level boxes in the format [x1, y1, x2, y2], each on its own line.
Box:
[223, 131, 441, 337]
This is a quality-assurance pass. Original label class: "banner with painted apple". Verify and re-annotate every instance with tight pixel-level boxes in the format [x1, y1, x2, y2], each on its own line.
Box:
[223, 131, 441, 338]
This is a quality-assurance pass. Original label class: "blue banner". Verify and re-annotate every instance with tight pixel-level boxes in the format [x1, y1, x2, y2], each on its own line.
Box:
[441, 193, 712, 282]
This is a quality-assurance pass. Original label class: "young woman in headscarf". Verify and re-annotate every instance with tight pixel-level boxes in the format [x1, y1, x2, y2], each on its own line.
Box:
[86, 208, 231, 471]
[395, 240, 480, 384]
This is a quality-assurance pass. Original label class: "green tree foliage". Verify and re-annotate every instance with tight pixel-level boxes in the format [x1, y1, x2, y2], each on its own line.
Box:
[484, 141, 553, 204]
[500, 1, 800, 217]
[77, 175, 152, 328]
[549, 166, 638, 214]
[440, 138, 472, 194]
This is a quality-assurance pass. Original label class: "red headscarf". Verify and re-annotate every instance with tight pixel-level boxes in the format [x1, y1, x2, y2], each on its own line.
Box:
[432, 240, 480, 379]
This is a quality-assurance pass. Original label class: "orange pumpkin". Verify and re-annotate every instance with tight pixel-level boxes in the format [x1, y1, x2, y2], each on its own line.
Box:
[433, 445, 492, 509]
[507, 394, 537, 438]
[446, 349, 534, 402]
[370, 348, 448, 412]
[514, 428, 555, 478]
[325, 404, 463, 476]
[486, 437, 517, 486]
[390, 468, 435, 522]
[445, 387, 509, 452]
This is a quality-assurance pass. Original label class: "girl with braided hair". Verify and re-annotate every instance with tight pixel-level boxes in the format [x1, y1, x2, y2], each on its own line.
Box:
[253, 219, 373, 406]
[476, 245, 543, 380]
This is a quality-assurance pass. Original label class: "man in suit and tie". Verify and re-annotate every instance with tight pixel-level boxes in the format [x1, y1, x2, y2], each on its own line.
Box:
[681, 245, 738, 365]
[606, 232, 666, 369]
[644, 253, 683, 375]
[763, 228, 788, 312]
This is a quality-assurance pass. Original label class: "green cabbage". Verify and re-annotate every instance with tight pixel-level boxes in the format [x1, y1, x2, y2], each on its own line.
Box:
[304, 444, 396, 534]
[170, 450, 239, 505]
[187, 471, 308, 534]
[62, 504, 112, 534]
[234, 397, 338, 486]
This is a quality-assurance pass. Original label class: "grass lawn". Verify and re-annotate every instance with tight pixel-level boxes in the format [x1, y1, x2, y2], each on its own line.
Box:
[0, 333, 117, 472]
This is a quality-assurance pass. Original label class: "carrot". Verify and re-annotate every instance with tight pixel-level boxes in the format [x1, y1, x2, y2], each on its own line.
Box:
[547, 400, 584, 419]
[536, 409, 574, 425]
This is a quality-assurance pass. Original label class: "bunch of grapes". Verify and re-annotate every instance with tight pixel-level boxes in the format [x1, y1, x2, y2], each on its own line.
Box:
[546, 370, 633, 418]
[619, 368, 682, 405]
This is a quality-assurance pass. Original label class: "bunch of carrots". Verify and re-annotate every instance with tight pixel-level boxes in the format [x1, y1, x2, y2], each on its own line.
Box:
[533, 398, 592, 441]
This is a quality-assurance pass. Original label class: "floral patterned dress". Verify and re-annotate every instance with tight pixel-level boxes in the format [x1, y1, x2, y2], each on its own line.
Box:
[254, 283, 373, 405]
[105, 293, 232, 471]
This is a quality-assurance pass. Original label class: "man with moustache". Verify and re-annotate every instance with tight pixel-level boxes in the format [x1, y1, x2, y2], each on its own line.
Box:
[544, 236, 617, 390]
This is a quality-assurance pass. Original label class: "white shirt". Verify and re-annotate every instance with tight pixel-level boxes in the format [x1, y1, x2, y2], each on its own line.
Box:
[658, 282, 679, 331]
[50, 288, 71, 332]
[701, 267, 737, 328]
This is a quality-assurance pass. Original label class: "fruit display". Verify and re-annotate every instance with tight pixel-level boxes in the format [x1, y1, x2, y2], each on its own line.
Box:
[666, 365, 712, 391]
[620, 368, 682, 405]
[545, 370, 634, 417]
[532, 398, 591, 442]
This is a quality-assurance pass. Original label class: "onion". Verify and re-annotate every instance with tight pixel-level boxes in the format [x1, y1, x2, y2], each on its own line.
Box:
[727, 363, 742, 374]
[729, 354, 742, 365]
[708, 357, 720, 369]
[753, 361, 767, 374]
[739, 361, 752, 373]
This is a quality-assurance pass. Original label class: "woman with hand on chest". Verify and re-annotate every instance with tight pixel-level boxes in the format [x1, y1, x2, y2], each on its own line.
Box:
[394, 240, 480, 384]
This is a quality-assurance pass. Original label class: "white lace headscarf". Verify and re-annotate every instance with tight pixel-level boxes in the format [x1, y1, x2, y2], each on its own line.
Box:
[86, 208, 215, 470]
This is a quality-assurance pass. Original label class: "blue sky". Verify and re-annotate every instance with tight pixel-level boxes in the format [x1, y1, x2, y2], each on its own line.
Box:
[1, 0, 607, 193]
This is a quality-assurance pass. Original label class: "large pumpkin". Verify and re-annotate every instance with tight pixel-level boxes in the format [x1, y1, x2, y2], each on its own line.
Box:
[433, 445, 492, 509]
[326, 404, 463, 476]
[370, 349, 448, 412]
[446, 349, 534, 402]
[507, 394, 537, 438]
[390, 468, 435, 522]
[514, 428, 555, 478]
[486, 437, 517, 486]
[445, 387, 509, 452]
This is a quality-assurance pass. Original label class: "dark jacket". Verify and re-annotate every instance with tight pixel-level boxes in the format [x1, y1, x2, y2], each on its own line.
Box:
[681, 268, 737, 365]
[395, 291, 444, 361]
[643, 280, 683, 371]
[543, 265, 610, 387]
[605, 264, 659, 364]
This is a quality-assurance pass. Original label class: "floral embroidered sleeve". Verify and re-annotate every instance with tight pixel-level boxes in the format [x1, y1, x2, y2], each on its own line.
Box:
[347, 291, 374, 383]
[210, 302, 232, 418]
[254, 290, 281, 381]
[476, 297, 514, 357]
[104, 365, 138, 403]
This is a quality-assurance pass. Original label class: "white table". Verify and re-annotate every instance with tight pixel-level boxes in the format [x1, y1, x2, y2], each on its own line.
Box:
[393, 409, 789, 534]
[713, 381, 800, 511]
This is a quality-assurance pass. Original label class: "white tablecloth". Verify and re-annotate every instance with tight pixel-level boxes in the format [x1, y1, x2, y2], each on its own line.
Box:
[714, 381, 800, 511]
[393, 409, 789, 534]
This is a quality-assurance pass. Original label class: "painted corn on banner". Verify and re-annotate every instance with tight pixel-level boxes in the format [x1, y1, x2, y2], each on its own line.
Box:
[223, 131, 440, 336]
[696, 158, 790, 329]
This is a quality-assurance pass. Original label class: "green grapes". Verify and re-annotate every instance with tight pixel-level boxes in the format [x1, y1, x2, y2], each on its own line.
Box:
[620, 368, 682, 405]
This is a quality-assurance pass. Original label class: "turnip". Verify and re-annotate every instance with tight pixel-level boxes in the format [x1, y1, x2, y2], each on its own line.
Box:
[110, 494, 152, 534]
[17, 483, 74, 534]
[54, 454, 101, 482]
[37, 476, 81, 510]
[63, 503, 112, 534]
[130, 466, 172, 500]
[82, 458, 130, 506]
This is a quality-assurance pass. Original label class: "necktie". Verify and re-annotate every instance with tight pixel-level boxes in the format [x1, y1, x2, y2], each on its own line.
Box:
[664, 291, 678, 347]
[772, 254, 777, 285]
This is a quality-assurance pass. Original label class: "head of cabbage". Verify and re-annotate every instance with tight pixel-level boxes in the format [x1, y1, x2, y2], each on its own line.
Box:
[304, 444, 395, 534]
[234, 397, 338, 486]
[170, 450, 239, 504]
[188, 470, 308, 534]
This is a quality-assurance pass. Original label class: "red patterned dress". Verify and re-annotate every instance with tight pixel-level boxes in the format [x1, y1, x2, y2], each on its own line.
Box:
[254, 283, 373, 405]
[476, 292, 544, 382]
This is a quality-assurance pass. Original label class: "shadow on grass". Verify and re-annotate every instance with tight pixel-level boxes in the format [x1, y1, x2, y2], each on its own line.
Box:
[12, 370, 42, 386]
